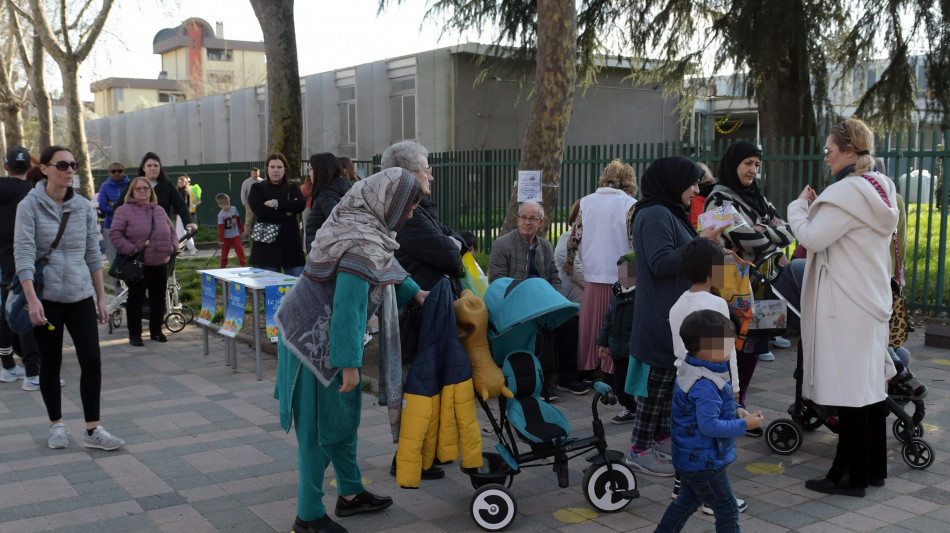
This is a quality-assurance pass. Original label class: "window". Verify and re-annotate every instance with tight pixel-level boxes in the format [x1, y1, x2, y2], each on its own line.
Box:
[116, 88, 124, 101]
[158, 92, 184, 103]
[338, 85, 357, 148]
[209, 72, 234, 84]
[390, 76, 416, 142]
[207, 49, 233, 61]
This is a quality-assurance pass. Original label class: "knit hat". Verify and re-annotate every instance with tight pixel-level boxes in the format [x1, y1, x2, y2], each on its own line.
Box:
[4, 146, 30, 174]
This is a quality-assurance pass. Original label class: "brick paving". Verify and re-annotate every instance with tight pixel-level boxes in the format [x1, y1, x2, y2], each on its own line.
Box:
[0, 314, 947, 532]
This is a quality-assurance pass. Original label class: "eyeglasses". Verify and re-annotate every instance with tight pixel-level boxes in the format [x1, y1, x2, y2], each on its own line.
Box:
[823, 147, 839, 156]
[50, 161, 78, 171]
[110, 169, 124, 174]
[133, 186, 151, 191]
[517, 215, 542, 223]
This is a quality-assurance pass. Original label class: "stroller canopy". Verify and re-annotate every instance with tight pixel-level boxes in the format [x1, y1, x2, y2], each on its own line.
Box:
[484, 278, 580, 365]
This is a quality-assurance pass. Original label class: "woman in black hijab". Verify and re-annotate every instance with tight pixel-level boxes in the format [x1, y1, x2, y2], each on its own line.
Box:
[625, 156, 726, 477]
[704, 141, 794, 424]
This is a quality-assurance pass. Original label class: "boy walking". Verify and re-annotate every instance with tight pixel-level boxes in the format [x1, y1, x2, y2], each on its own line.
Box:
[655, 310, 762, 532]
[595, 252, 638, 423]
[217, 193, 246, 268]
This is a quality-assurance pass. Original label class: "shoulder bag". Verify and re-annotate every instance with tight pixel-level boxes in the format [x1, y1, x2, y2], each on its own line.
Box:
[4, 212, 71, 334]
[861, 174, 908, 347]
[109, 211, 154, 282]
[251, 190, 288, 244]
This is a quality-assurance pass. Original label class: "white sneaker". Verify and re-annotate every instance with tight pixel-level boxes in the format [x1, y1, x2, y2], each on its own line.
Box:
[702, 498, 747, 514]
[83, 426, 125, 451]
[48, 422, 68, 449]
[22, 376, 66, 391]
[770, 336, 791, 349]
[1, 364, 25, 382]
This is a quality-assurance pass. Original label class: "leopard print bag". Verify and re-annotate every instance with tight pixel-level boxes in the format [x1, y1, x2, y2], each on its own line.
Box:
[889, 277, 908, 348]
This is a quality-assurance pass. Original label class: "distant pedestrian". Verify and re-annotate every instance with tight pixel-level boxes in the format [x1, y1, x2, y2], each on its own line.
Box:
[176, 176, 198, 255]
[304, 152, 352, 253]
[241, 167, 262, 239]
[216, 193, 246, 267]
[339, 156, 359, 181]
[97, 163, 130, 277]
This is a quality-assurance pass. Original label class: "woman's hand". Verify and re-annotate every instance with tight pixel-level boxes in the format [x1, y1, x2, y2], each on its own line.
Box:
[97, 298, 108, 324]
[264, 199, 279, 209]
[339, 367, 360, 393]
[798, 185, 817, 206]
[597, 345, 610, 360]
[27, 294, 46, 326]
[414, 289, 429, 306]
[699, 222, 730, 240]
[186, 223, 198, 232]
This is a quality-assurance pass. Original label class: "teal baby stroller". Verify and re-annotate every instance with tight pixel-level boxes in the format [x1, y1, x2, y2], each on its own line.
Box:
[464, 278, 638, 531]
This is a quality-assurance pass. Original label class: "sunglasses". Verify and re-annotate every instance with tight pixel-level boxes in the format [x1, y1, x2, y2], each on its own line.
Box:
[110, 169, 125, 174]
[50, 161, 78, 171]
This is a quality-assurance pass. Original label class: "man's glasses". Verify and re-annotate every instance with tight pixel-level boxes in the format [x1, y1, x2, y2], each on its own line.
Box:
[517, 215, 541, 223]
[50, 161, 78, 171]
[110, 169, 124, 174]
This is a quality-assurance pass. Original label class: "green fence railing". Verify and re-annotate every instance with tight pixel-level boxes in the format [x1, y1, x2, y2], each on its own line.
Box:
[94, 131, 948, 315]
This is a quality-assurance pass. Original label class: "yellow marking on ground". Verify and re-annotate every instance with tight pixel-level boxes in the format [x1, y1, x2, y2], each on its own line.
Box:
[554, 508, 598, 523]
[931, 359, 950, 365]
[745, 462, 785, 475]
[922, 423, 939, 432]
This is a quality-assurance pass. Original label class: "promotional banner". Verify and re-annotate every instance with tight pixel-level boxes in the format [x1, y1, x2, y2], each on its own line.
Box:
[265, 284, 292, 343]
[197, 274, 217, 325]
[219, 281, 246, 338]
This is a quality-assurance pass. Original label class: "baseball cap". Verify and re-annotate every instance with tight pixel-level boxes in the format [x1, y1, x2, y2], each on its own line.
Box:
[4, 146, 31, 173]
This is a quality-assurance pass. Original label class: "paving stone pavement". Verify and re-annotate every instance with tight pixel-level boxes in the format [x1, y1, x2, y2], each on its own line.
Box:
[0, 316, 947, 533]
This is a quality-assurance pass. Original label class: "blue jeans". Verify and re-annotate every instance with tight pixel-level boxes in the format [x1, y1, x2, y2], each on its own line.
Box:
[259, 265, 304, 277]
[656, 468, 739, 533]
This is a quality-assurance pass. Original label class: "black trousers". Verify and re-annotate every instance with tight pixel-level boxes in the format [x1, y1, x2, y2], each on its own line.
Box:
[0, 284, 41, 377]
[33, 298, 102, 422]
[827, 400, 888, 487]
[127, 264, 168, 338]
[536, 317, 579, 387]
[610, 353, 638, 411]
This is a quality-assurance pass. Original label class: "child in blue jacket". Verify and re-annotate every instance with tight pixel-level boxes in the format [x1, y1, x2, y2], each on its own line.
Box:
[655, 310, 763, 533]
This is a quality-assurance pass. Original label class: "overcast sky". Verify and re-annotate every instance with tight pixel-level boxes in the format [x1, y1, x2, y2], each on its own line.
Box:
[79, 0, 482, 99]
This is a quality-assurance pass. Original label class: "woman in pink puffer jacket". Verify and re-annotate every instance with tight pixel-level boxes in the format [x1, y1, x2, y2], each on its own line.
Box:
[109, 177, 177, 346]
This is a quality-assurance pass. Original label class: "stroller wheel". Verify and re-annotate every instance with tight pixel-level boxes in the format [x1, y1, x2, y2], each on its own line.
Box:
[901, 438, 935, 469]
[792, 413, 823, 431]
[470, 484, 516, 531]
[892, 418, 924, 444]
[181, 305, 195, 324]
[765, 419, 803, 455]
[111, 310, 122, 329]
[582, 461, 637, 513]
[164, 312, 186, 333]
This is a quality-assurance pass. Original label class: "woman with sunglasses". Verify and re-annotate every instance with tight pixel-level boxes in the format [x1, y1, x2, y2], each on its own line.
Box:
[13, 145, 125, 451]
[109, 177, 177, 347]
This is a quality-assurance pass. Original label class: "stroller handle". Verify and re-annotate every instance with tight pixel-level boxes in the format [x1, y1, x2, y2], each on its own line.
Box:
[593, 381, 618, 406]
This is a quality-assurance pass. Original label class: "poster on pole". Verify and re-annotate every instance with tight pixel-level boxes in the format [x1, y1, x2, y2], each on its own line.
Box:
[265, 284, 293, 343]
[196, 274, 216, 325]
[517, 170, 542, 202]
[219, 282, 245, 338]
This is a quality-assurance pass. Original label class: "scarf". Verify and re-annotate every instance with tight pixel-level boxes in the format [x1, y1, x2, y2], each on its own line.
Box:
[717, 141, 767, 216]
[306, 167, 420, 285]
[631, 156, 702, 235]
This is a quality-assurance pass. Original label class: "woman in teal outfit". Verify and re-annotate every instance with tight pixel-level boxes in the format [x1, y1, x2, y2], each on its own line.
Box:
[274, 167, 425, 533]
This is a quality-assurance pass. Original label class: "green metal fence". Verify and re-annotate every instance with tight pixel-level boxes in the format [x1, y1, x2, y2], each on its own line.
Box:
[93, 132, 948, 315]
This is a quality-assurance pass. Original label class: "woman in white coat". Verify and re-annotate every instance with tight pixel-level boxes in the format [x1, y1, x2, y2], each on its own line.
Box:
[787, 118, 898, 498]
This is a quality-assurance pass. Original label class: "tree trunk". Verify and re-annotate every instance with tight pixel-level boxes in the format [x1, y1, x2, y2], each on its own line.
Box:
[250, 0, 302, 181]
[1, 102, 22, 149]
[32, 33, 52, 152]
[747, 0, 820, 201]
[498, 0, 577, 237]
[59, 61, 94, 198]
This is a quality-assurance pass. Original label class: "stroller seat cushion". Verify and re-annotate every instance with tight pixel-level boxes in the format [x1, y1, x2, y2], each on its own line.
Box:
[503, 352, 571, 446]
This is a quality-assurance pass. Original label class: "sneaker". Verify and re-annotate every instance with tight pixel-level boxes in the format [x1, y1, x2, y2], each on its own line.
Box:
[48, 422, 68, 449]
[702, 498, 747, 515]
[625, 447, 676, 477]
[363, 332, 371, 346]
[557, 380, 591, 395]
[542, 385, 559, 403]
[22, 376, 66, 391]
[334, 490, 393, 517]
[770, 336, 791, 349]
[82, 426, 125, 451]
[892, 371, 928, 399]
[1, 364, 25, 382]
[746, 427, 764, 438]
[672, 476, 680, 499]
[612, 409, 636, 425]
[654, 437, 673, 461]
[758, 352, 775, 361]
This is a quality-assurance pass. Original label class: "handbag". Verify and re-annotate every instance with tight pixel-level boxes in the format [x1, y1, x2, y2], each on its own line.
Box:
[4, 212, 71, 335]
[861, 174, 908, 348]
[251, 221, 280, 244]
[109, 214, 154, 282]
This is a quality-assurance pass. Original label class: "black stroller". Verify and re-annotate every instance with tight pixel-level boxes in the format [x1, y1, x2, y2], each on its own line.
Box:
[462, 278, 639, 531]
[759, 253, 934, 469]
